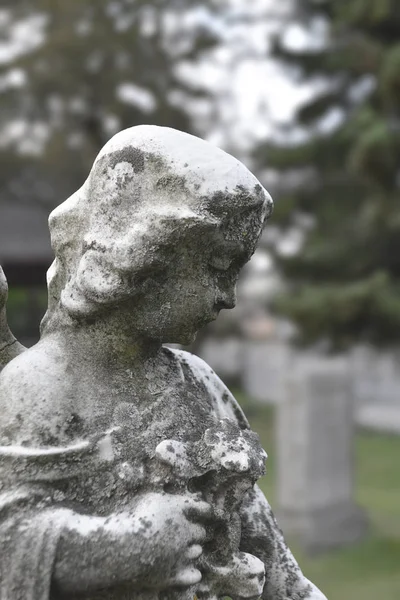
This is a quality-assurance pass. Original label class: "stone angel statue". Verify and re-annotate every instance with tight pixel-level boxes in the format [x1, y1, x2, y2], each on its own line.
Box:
[0, 126, 327, 600]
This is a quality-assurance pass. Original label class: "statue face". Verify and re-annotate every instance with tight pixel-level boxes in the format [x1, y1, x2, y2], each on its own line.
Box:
[131, 206, 265, 345]
[45, 126, 272, 334]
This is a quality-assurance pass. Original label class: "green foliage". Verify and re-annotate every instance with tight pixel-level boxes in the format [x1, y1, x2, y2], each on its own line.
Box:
[349, 119, 399, 186]
[7, 286, 47, 343]
[273, 273, 400, 349]
[0, 0, 222, 206]
[257, 0, 400, 348]
[380, 44, 400, 105]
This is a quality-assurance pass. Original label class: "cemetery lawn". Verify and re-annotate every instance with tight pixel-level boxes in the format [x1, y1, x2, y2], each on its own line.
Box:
[236, 395, 400, 600]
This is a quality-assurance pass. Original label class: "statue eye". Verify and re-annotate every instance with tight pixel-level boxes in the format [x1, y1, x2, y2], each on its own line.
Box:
[209, 256, 233, 272]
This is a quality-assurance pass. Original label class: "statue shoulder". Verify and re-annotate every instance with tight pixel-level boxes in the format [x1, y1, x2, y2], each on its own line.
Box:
[167, 347, 249, 429]
[0, 341, 75, 446]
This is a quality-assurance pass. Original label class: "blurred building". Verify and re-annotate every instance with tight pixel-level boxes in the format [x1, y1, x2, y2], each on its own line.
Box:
[0, 199, 52, 286]
[0, 199, 51, 344]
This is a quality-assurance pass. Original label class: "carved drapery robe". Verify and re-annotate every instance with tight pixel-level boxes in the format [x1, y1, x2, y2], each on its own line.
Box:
[0, 349, 319, 600]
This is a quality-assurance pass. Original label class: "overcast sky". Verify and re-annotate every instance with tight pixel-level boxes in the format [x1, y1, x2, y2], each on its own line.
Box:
[0, 1, 327, 156]
[176, 0, 330, 154]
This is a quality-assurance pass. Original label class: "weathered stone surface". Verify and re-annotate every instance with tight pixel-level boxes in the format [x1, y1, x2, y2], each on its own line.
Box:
[0, 125, 326, 599]
[0, 266, 26, 369]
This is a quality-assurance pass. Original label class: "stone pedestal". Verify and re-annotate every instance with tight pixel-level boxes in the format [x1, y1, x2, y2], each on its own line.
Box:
[276, 355, 368, 553]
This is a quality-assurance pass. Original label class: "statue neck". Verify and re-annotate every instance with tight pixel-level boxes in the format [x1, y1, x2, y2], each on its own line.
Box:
[43, 310, 162, 372]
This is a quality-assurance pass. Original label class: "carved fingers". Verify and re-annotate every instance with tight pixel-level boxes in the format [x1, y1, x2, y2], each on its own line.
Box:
[171, 566, 203, 588]
[183, 497, 214, 523]
[131, 492, 212, 591]
[198, 551, 265, 600]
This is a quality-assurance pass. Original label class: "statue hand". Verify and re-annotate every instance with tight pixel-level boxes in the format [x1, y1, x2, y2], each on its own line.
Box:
[198, 551, 265, 600]
[132, 492, 212, 590]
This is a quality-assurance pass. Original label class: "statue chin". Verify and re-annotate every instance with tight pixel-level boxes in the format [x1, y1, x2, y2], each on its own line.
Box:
[177, 331, 198, 346]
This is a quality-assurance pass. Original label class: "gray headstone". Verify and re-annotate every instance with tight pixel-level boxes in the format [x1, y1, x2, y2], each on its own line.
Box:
[352, 345, 400, 433]
[276, 355, 368, 552]
[242, 338, 291, 404]
[197, 336, 242, 382]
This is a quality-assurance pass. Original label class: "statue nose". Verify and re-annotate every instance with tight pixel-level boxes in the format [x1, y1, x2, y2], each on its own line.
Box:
[215, 288, 237, 310]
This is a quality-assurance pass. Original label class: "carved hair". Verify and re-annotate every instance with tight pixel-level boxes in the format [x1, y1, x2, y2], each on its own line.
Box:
[41, 126, 272, 333]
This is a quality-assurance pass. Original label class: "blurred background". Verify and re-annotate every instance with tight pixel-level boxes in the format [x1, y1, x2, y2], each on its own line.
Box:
[0, 1, 399, 597]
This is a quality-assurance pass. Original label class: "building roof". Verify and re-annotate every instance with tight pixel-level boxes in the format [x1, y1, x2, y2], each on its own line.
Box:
[0, 201, 53, 265]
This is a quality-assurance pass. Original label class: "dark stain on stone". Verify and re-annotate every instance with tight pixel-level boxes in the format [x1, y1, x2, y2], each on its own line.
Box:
[222, 391, 230, 404]
[83, 240, 107, 253]
[156, 174, 187, 191]
[105, 146, 145, 174]
[65, 412, 84, 437]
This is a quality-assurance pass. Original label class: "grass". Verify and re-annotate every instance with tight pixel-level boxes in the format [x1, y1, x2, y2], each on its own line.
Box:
[235, 393, 400, 600]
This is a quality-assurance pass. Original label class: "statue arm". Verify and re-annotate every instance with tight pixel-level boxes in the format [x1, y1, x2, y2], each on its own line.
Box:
[240, 485, 327, 600]
[0, 495, 145, 596]
[53, 494, 205, 594]
[52, 508, 166, 593]
[0, 488, 206, 597]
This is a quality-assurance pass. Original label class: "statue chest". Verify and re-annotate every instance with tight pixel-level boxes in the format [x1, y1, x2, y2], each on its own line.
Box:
[63, 373, 219, 515]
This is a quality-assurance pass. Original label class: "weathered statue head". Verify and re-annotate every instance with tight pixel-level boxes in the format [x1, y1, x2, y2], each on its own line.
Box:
[42, 126, 272, 343]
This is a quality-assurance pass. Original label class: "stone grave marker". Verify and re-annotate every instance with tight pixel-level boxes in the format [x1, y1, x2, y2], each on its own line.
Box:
[276, 354, 368, 553]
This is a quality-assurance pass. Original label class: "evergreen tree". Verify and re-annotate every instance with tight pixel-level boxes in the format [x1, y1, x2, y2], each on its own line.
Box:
[257, 0, 400, 349]
[0, 0, 222, 208]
